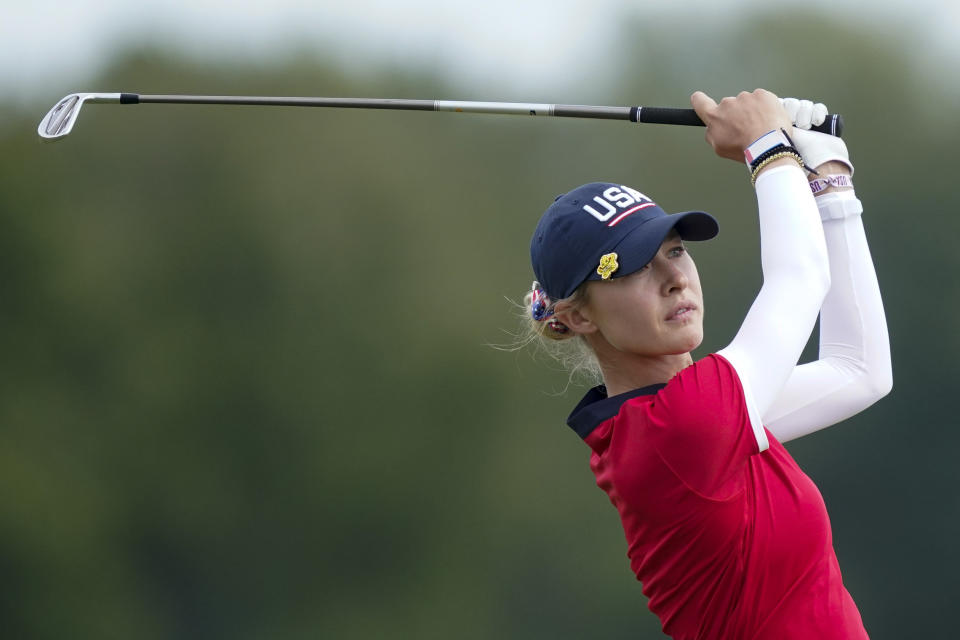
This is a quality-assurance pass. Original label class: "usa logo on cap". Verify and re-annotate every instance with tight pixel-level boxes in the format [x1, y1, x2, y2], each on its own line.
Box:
[581, 185, 658, 227]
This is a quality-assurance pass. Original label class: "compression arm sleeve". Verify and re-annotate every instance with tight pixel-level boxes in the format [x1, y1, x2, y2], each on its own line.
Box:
[761, 191, 892, 441]
[717, 165, 831, 450]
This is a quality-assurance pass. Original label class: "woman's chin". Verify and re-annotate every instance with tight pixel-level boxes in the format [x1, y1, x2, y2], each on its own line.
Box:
[675, 329, 704, 354]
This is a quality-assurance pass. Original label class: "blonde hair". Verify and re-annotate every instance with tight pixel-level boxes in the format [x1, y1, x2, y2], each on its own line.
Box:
[499, 281, 602, 385]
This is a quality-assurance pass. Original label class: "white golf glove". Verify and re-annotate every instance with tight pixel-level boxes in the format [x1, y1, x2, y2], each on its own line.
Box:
[780, 98, 827, 130]
[780, 97, 853, 174]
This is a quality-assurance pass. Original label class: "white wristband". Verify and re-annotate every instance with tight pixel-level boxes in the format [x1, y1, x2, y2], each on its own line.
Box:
[744, 129, 793, 167]
[815, 190, 863, 221]
[809, 174, 853, 195]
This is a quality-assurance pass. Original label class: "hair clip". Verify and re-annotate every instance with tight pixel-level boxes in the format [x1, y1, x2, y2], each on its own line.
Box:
[530, 281, 554, 321]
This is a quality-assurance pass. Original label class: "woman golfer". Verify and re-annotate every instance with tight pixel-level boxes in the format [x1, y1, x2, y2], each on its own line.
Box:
[523, 89, 890, 639]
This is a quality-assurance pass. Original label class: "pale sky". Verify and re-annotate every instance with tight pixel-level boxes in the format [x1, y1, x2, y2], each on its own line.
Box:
[2, 0, 956, 107]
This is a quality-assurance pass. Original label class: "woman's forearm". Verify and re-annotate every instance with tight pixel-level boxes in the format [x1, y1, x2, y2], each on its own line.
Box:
[718, 164, 831, 420]
[763, 188, 892, 440]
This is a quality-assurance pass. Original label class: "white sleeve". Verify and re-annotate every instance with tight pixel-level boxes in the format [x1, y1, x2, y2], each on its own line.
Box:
[717, 164, 831, 452]
[761, 191, 892, 442]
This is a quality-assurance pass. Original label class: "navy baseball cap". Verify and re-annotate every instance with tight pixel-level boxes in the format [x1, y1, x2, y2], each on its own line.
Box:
[530, 182, 719, 300]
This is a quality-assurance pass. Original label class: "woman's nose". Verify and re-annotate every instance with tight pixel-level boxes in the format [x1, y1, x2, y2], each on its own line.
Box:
[662, 260, 688, 294]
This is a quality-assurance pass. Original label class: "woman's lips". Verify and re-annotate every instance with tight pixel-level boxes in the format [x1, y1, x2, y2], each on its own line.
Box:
[666, 302, 697, 321]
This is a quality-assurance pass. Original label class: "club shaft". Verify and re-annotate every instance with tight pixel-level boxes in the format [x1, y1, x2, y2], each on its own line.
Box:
[132, 94, 632, 119]
[126, 94, 843, 135]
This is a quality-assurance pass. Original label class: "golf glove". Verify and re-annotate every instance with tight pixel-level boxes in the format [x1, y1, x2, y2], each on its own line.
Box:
[780, 98, 852, 174]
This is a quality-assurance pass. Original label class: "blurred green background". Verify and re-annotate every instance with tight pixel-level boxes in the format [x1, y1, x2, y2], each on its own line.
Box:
[1, 6, 958, 639]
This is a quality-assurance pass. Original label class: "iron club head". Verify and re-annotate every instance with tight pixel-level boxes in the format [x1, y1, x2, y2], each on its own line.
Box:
[37, 93, 123, 141]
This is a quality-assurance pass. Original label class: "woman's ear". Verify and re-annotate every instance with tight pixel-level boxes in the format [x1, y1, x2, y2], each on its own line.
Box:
[553, 301, 598, 335]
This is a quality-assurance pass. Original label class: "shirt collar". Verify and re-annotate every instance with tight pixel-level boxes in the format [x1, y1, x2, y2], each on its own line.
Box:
[566, 383, 666, 440]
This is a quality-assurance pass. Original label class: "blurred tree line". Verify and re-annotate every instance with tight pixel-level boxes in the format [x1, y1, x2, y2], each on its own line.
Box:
[0, 12, 957, 639]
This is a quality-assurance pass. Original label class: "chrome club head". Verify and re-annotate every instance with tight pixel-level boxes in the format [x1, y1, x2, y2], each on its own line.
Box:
[37, 93, 123, 140]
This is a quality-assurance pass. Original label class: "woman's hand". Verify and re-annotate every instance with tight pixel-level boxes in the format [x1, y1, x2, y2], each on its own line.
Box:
[691, 89, 793, 162]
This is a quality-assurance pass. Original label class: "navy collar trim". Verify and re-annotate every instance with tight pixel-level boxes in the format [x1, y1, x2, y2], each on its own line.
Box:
[566, 383, 667, 440]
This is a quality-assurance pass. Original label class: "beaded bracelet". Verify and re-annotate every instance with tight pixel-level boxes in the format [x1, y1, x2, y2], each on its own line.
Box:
[750, 150, 805, 185]
[745, 128, 817, 177]
[748, 144, 797, 172]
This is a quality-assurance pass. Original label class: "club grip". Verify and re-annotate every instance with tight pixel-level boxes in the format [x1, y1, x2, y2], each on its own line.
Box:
[634, 107, 844, 137]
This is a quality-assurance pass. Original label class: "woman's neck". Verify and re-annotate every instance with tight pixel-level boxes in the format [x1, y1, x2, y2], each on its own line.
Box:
[596, 348, 694, 397]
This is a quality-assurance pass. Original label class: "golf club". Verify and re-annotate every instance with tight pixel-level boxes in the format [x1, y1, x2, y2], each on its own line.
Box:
[38, 92, 845, 141]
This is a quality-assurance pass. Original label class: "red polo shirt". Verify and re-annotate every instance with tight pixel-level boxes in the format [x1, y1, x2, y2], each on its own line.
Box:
[567, 354, 868, 640]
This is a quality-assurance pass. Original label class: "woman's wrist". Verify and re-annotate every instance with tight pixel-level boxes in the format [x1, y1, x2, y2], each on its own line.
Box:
[809, 160, 854, 195]
[745, 129, 807, 185]
[810, 160, 851, 178]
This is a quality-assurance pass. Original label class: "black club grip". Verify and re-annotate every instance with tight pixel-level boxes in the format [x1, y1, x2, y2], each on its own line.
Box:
[633, 107, 844, 137]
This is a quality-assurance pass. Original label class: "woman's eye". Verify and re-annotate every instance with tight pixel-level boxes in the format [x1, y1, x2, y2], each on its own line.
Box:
[669, 245, 686, 257]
